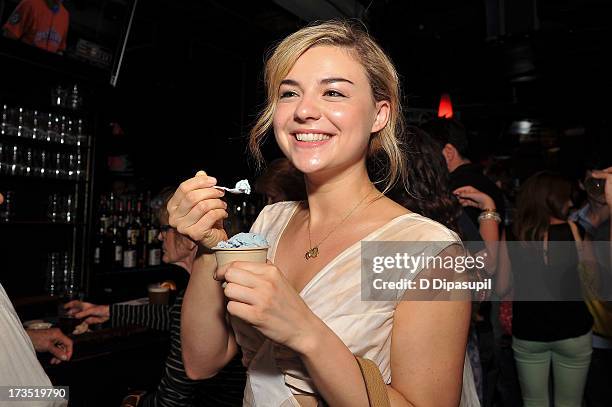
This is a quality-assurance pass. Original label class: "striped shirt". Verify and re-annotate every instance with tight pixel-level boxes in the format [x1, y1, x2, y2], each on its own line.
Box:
[111, 291, 246, 406]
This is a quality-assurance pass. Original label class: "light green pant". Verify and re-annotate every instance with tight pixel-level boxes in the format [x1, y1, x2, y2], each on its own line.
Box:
[512, 332, 592, 407]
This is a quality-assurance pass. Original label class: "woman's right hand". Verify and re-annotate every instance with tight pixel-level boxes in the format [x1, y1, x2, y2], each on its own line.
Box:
[64, 300, 110, 324]
[167, 171, 229, 248]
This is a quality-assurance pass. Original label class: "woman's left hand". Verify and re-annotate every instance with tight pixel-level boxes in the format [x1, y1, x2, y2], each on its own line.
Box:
[216, 261, 321, 354]
[453, 185, 496, 210]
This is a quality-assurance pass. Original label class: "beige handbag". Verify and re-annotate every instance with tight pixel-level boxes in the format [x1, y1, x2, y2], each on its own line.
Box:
[354, 356, 391, 407]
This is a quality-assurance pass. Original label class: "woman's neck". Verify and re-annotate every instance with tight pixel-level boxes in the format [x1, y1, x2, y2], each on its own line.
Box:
[173, 249, 198, 274]
[587, 200, 610, 227]
[304, 165, 376, 226]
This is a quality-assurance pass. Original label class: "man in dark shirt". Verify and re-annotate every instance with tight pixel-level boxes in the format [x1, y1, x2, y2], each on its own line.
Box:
[421, 118, 506, 407]
[421, 118, 505, 228]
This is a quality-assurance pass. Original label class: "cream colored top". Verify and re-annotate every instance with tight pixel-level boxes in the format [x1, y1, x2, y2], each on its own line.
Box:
[232, 201, 479, 407]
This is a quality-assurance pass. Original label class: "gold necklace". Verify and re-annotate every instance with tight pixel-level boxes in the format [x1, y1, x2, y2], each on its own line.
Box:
[305, 189, 377, 260]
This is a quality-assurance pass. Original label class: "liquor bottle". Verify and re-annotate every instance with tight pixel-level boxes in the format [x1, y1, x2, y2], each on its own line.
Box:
[123, 200, 137, 269]
[136, 196, 146, 267]
[93, 224, 107, 270]
[122, 233, 137, 268]
[99, 195, 111, 233]
[110, 219, 123, 269]
[146, 209, 161, 267]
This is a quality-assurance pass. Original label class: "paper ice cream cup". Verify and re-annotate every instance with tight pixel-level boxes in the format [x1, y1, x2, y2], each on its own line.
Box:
[213, 246, 269, 267]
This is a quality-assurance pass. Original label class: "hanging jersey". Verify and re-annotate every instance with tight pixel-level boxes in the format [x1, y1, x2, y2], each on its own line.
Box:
[3, 0, 69, 53]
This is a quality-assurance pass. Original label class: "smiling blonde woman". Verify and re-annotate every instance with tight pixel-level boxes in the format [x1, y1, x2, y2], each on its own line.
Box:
[170, 20, 479, 407]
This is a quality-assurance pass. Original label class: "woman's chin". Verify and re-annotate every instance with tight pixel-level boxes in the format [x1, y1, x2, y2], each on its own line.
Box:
[291, 159, 327, 175]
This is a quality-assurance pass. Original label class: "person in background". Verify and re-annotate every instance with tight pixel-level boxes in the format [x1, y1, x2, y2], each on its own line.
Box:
[2, 0, 69, 54]
[421, 118, 506, 229]
[421, 119, 504, 407]
[64, 187, 246, 406]
[498, 171, 593, 407]
[1, 192, 72, 407]
[571, 154, 611, 237]
[580, 165, 612, 407]
[254, 157, 306, 204]
[398, 126, 500, 405]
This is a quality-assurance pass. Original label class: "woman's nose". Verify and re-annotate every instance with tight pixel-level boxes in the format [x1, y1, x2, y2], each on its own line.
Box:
[294, 93, 321, 122]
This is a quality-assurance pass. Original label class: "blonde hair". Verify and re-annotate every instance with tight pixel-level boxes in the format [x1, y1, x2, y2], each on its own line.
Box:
[249, 20, 407, 193]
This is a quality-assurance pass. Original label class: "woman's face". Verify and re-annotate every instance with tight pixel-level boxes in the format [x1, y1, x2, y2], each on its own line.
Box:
[273, 45, 389, 178]
[158, 213, 195, 264]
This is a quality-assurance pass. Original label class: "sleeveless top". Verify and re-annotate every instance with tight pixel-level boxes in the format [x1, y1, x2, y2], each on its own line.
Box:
[231, 201, 480, 406]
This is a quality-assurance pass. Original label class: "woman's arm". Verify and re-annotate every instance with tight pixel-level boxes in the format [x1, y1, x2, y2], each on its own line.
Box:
[495, 230, 513, 300]
[454, 186, 500, 270]
[166, 172, 236, 379]
[298, 246, 470, 407]
[296, 299, 470, 407]
[181, 251, 238, 379]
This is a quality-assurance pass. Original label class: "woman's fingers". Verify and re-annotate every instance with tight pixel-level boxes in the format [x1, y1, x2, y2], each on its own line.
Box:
[182, 207, 228, 243]
[174, 198, 227, 235]
[591, 167, 612, 177]
[216, 261, 271, 281]
[174, 188, 225, 221]
[169, 187, 225, 226]
[224, 266, 261, 288]
[226, 300, 254, 323]
[453, 186, 477, 195]
[224, 283, 257, 304]
[167, 175, 218, 216]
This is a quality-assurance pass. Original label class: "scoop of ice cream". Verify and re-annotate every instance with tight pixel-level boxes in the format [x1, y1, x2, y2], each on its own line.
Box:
[215, 232, 268, 249]
[235, 179, 251, 195]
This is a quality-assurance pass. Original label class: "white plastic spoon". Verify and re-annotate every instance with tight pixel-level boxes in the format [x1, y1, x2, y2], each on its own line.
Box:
[214, 179, 251, 195]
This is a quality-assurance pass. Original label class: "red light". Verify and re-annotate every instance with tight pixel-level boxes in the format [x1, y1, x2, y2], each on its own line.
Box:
[438, 93, 453, 118]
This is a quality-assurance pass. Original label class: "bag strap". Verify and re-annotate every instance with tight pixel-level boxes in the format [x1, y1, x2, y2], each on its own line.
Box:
[568, 221, 584, 263]
[355, 356, 391, 407]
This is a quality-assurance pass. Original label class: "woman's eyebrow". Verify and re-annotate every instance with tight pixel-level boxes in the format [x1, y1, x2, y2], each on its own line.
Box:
[280, 78, 355, 86]
[280, 79, 300, 86]
[321, 77, 354, 85]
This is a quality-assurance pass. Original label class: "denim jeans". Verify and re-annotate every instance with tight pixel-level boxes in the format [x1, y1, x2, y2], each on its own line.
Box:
[512, 332, 592, 407]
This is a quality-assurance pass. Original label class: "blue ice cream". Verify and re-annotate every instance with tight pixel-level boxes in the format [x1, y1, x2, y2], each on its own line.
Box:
[215, 232, 268, 249]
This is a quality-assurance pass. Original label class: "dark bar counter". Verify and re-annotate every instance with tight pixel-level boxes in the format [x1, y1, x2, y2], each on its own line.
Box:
[41, 324, 169, 406]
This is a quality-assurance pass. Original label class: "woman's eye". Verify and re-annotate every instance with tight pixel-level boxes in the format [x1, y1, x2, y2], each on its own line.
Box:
[279, 90, 298, 99]
[324, 90, 345, 97]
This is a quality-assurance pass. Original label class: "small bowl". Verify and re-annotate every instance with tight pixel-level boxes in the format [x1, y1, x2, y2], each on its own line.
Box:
[23, 320, 53, 330]
[212, 246, 269, 267]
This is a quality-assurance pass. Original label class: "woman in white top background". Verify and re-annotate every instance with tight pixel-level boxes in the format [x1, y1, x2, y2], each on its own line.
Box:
[168, 21, 476, 406]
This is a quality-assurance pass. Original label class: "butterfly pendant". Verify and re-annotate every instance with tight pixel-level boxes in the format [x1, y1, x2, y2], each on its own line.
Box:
[304, 247, 319, 260]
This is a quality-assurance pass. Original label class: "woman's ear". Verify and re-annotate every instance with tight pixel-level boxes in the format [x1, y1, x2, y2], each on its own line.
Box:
[177, 235, 197, 253]
[371, 100, 391, 134]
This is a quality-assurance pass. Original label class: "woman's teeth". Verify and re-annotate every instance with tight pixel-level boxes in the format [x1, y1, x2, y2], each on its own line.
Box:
[295, 133, 330, 142]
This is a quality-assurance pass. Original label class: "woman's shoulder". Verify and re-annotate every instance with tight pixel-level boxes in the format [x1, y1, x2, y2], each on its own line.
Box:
[259, 201, 300, 220]
[377, 211, 461, 243]
[250, 201, 300, 234]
